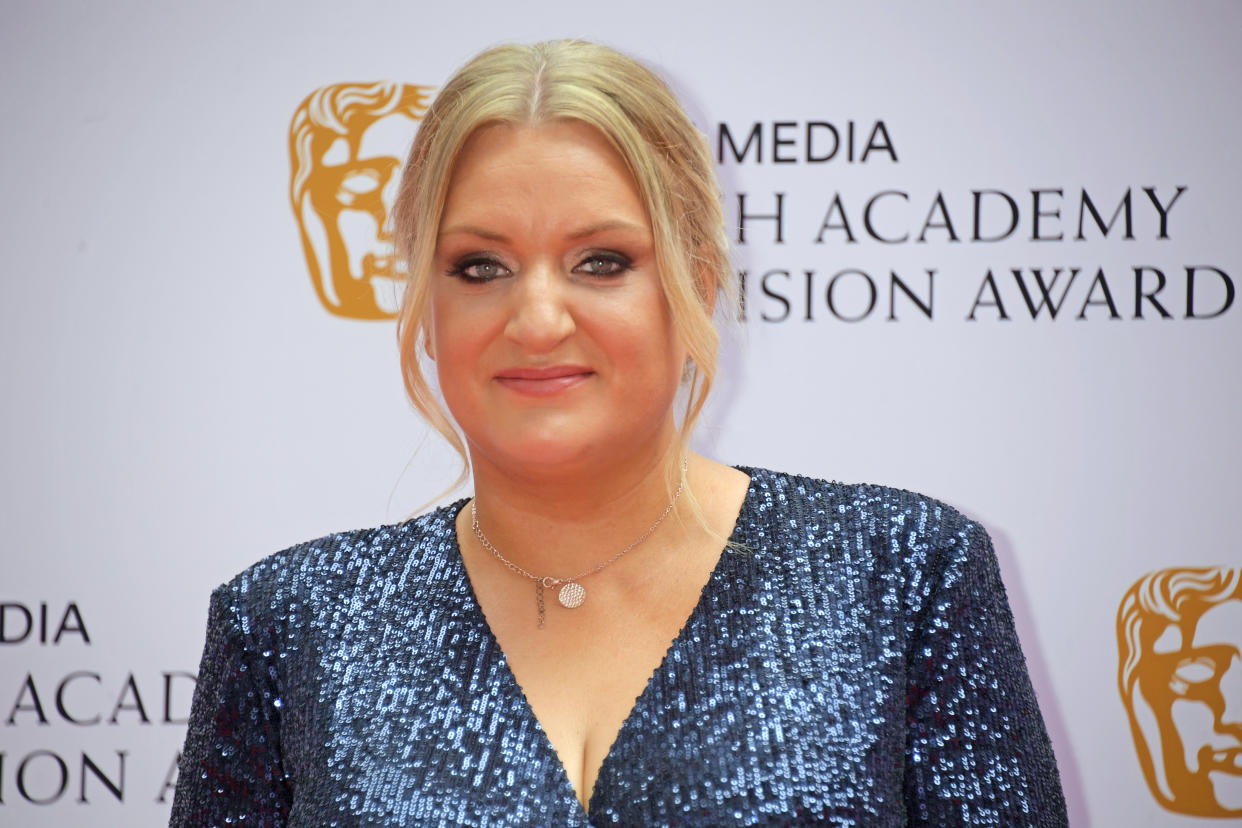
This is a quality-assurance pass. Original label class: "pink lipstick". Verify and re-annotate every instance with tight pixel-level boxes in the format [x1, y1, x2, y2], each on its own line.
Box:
[494, 365, 593, 396]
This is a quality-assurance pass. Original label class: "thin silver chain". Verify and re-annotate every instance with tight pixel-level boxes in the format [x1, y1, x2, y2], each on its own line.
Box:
[470, 469, 686, 589]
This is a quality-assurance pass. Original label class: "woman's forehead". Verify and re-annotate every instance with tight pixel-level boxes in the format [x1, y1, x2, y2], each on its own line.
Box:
[450, 120, 631, 183]
[439, 120, 651, 239]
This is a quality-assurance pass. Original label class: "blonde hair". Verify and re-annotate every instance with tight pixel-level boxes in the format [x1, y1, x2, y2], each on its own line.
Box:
[392, 40, 735, 514]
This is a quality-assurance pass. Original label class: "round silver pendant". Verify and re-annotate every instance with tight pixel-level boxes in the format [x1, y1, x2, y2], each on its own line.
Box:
[558, 582, 586, 609]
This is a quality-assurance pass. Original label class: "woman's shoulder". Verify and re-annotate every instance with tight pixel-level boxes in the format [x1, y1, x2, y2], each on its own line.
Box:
[213, 499, 469, 614]
[738, 465, 983, 540]
[734, 466, 1003, 633]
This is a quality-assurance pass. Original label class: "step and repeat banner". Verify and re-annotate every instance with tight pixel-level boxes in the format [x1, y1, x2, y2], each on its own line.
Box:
[2, 2, 1239, 825]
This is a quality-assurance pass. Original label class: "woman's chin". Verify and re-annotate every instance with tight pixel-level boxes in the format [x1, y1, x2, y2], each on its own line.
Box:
[461, 409, 677, 478]
[501, 441, 599, 473]
[470, 432, 634, 478]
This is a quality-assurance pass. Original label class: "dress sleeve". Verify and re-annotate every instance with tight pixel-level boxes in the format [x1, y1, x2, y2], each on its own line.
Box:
[170, 585, 293, 827]
[903, 521, 1068, 826]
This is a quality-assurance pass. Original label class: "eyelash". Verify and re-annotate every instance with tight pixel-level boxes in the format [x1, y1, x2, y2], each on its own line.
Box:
[445, 251, 634, 283]
[575, 251, 632, 277]
[446, 256, 509, 283]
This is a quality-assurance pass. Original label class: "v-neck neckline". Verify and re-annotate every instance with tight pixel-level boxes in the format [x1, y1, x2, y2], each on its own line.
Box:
[443, 469, 757, 821]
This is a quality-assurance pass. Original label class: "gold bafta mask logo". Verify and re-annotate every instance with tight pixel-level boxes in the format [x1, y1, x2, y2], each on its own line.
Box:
[1118, 566, 1242, 816]
[289, 82, 432, 319]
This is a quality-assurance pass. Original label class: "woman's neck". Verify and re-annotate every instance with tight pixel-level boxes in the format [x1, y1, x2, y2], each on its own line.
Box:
[465, 441, 686, 578]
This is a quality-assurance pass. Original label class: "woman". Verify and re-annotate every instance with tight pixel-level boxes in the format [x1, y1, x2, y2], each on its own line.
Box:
[172, 40, 1067, 826]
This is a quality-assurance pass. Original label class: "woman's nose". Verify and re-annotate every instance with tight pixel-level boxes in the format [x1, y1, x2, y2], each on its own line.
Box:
[503, 265, 575, 352]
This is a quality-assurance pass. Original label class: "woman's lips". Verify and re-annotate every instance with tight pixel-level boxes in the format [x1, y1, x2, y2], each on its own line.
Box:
[494, 366, 594, 396]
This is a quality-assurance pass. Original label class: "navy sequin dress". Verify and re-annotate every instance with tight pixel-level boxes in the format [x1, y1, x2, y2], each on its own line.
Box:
[171, 468, 1068, 826]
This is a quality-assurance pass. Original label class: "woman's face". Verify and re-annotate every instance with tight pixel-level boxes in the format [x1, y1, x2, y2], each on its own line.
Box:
[428, 120, 685, 476]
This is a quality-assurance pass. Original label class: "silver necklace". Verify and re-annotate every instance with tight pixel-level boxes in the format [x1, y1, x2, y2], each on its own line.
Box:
[470, 473, 686, 628]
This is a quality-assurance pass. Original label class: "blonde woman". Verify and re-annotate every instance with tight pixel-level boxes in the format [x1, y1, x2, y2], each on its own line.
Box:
[173, 41, 1067, 826]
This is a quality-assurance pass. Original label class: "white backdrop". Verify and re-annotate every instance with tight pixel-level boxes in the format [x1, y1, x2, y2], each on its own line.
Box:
[2, 1, 1239, 825]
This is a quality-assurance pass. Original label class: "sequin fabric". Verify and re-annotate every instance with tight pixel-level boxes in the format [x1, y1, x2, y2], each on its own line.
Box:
[171, 468, 1067, 826]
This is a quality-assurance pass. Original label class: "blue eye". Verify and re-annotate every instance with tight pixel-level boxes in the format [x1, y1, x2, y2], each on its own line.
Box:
[448, 257, 510, 282]
[576, 252, 632, 277]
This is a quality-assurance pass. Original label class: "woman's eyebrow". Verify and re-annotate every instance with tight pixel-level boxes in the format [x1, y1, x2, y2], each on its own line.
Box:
[438, 225, 510, 242]
[567, 220, 649, 240]
[438, 220, 649, 243]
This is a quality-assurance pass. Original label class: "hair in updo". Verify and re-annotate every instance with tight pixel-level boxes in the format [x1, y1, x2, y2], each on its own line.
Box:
[392, 40, 735, 500]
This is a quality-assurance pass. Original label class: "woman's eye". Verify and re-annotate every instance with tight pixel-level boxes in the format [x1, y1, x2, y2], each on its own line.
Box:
[448, 258, 510, 282]
[576, 252, 632, 277]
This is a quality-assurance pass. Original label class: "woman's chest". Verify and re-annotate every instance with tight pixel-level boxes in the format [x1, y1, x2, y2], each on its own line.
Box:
[275, 599, 913, 826]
